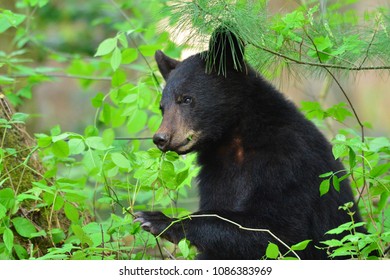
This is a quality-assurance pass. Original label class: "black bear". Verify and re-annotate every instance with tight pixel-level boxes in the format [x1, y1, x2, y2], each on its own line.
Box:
[134, 28, 363, 260]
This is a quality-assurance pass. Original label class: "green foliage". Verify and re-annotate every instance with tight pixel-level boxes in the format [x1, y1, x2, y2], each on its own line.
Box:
[0, 0, 389, 260]
[0, 10, 25, 33]
[168, 0, 390, 78]
[320, 203, 387, 259]
[265, 239, 311, 260]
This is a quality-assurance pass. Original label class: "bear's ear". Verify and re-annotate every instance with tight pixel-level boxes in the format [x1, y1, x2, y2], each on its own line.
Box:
[206, 26, 245, 75]
[155, 50, 180, 81]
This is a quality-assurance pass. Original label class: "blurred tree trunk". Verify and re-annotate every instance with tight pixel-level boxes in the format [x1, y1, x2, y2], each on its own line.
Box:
[0, 88, 69, 257]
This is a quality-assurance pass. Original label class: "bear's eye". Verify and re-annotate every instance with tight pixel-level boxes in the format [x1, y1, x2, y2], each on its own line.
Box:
[182, 96, 193, 105]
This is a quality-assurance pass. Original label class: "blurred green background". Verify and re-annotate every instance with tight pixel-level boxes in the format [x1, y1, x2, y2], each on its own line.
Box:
[1, 0, 389, 137]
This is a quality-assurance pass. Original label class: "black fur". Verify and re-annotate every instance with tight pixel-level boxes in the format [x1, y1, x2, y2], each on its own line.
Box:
[134, 29, 363, 259]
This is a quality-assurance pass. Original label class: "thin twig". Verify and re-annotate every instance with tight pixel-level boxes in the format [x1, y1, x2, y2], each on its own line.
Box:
[12, 73, 112, 81]
[157, 214, 301, 260]
[190, 214, 301, 259]
[359, 21, 379, 69]
[115, 137, 153, 141]
[100, 224, 105, 260]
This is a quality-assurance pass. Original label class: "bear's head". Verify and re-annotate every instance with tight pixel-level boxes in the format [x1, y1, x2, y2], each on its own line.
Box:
[153, 27, 246, 154]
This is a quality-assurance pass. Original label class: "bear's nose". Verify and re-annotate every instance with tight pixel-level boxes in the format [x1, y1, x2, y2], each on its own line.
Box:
[153, 133, 169, 151]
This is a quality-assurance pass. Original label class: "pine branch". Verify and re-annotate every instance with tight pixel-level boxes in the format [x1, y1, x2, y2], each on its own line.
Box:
[251, 43, 390, 71]
[168, 0, 390, 73]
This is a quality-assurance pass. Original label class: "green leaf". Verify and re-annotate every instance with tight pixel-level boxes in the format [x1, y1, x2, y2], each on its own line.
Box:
[64, 202, 79, 223]
[50, 125, 62, 136]
[0, 188, 15, 210]
[52, 140, 70, 158]
[321, 239, 343, 247]
[307, 36, 333, 61]
[0, 75, 15, 84]
[50, 228, 66, 244]
[111, 70, 126, 87]
[3, 227, 14, 252]
[72, 224, 93, 246]
[326, 103, 353, 122]
[11, 112, 29, 123]
[120, 93, 138, 104]
[102, 128, 115, 147]
[0, 204, 7, 220]
[118, 32, 128, 48]
[37, 135, 52, 148]
[332, 175, 340, 192]
[12, 217, 37, 238]
[138, 44, 161, 56]
[320, 179, 330, 196]
[155, 187, 165, 202]
[95, 38, 117, 57]
[29, 0, 49, 7]
[300, 101, 324, 120]
[121, 48, 138, 64]
[178, 239, 190, 258]
[127, 110, 148, 133]
[330, 246, 356, 258]
[161, 160, 176, 188]
[378, 193, 389, 212]
[84, 125, 99, 137]
[101, 103, 112, 125]
[82, 150, 102, 175]
[91, 93, 105, 108]
[52, 132, 71, 142]
[319, 171, 333, 178]
[53, 194, 64, 211]
[266, 242, 279, 259]
[370, 162, 390, 178]
[111, 47, 122, 71]
[29, 230, 46, 238]
[148, 114, 162, 132]
[14, 244, 28, 259]
[0, 10, 26, 33]
[68, 138, 85, 155]
[326, 221, 354, 235]
[282, 10, 305, 29]
[86, 136, 109, 151]
[176, 169, 189, 186]
[332, 144, 348, 159]
[291, 239, 311, 251]
[111, 152, 131, 170]
[368, 137, 390, 152]
[348, 147, 356, 169]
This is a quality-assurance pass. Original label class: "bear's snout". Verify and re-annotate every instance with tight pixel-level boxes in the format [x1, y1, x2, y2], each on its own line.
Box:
[153, 132, 170, 151]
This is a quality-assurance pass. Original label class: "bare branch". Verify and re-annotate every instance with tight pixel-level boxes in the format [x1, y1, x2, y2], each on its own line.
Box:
[157, 214, 301, 260]
[12, 73, 112, 81]
[359, 21, 379, 69]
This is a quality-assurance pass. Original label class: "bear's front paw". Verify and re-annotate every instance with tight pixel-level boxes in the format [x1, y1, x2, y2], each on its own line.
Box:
[134, 211, 177, 241]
